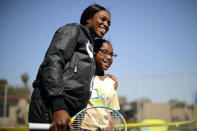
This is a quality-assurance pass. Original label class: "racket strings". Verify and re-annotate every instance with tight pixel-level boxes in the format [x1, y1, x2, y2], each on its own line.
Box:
[72, 108, 125, 131]
[72, 112, 85, 130]
[110, 112, 124, 131]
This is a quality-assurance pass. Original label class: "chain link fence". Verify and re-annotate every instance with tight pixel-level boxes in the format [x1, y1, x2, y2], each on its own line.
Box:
[0, 72, 197, 130]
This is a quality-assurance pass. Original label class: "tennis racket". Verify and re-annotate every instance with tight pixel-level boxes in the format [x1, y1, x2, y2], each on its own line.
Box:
[29, 106, 127, 131]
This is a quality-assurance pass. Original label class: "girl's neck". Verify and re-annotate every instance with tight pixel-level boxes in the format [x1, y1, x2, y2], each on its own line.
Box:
[95, 69, 104, 76]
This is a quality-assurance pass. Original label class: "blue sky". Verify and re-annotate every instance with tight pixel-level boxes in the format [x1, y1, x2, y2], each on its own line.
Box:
[1, 0, 197, 104]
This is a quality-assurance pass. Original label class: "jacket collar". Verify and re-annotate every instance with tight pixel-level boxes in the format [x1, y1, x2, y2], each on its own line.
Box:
[79, 24, 94, 45]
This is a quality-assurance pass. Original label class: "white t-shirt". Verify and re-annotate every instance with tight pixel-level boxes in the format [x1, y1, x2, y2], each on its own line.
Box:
[81, 75, 120, 130]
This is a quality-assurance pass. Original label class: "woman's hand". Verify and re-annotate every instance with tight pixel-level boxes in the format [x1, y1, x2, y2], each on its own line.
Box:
[50, 109, 73, 131]
[106, 74, 118, 90]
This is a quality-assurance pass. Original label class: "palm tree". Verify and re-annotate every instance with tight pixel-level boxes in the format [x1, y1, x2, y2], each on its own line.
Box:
[0, 79, 7, 88]
[21, 73, 29, 97]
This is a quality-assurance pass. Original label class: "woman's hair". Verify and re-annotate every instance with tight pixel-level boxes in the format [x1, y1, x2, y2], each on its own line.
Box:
[94, 38, 111, 54]
[80, 4, 110, 25]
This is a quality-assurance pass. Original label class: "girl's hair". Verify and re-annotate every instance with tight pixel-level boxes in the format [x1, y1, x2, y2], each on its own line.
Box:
[94, 38, 111, 53]
[80, 4, 110, 25]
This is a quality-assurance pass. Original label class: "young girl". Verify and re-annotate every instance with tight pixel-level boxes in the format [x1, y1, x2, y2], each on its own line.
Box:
[81, 39, 119, 130]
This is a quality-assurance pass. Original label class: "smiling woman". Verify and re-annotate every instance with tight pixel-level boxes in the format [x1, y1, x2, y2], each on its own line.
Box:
[86, 10, 111, 38]
[81, 6, 111, 38]
[28, 4, 111, 131]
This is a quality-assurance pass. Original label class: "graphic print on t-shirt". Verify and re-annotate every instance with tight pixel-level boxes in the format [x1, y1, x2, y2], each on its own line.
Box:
[90, 88, 112, 106]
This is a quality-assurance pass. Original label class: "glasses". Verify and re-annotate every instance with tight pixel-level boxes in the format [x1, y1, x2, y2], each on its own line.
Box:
[98, 49, 117, 58]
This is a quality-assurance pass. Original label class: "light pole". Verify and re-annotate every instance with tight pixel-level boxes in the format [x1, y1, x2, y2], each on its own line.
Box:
[183, 72, 188, 120]
[137, 76, 142, 122]
[21, 73, 29, 125]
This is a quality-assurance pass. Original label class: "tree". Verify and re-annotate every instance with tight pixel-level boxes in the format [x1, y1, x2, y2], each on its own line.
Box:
[0, 79, 8, 95]
[169, 99, 186, 107]
[21, 73, 30, 97]
[21, 73, 29, 88]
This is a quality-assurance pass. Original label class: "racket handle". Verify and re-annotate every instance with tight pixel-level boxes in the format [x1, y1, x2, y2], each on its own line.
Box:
[29, 123, 50, 130]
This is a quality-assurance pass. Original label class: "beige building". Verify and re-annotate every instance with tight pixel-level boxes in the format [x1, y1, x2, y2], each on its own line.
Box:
[136, 102, 194, 122]
[171, 107, 194, 121]
[141, 103, 171, 122]
[0, 96, 29, 127]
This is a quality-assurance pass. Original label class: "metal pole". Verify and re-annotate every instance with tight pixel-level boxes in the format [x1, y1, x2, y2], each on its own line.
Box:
[183, 72, 188, 120]
[3, 84, 8, 127]
[137, 76, 142, 122]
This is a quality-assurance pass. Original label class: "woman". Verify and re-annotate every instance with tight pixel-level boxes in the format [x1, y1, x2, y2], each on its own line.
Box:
[28, 4, 111, 131]
[81, 39, 119, 130]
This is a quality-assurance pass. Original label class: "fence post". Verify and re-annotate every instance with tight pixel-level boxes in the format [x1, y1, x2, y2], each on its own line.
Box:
[3, 84, 8, 127]
[195, 91, 197, 128]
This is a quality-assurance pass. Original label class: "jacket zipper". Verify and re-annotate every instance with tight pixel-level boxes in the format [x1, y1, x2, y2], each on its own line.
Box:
[74, 66, 77, 73]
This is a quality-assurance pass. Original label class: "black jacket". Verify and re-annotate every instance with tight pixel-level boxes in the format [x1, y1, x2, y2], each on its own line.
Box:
[32, 23, 95, 116]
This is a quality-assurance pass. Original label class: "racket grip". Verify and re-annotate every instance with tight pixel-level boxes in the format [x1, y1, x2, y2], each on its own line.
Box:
[29, 123, 50, 130]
